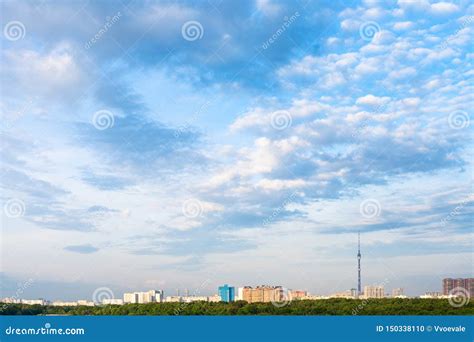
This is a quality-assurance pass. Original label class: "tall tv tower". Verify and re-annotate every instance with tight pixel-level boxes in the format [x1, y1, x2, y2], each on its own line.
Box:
[357, 231, 362, 297]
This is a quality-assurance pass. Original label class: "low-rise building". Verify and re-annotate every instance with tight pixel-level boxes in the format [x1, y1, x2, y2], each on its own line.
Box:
[208, 294, 221, 302]
[301, 295, 329, 300]
[289, 290, 307, 299]
[102, 298, 124, 305]
[420, 292, 444, 299]
[165, 296, 182, 303]
[0, 298, 21, 304]
[51, 301, 78, 307]
[21, 299, 47, 305]
[330, 290, 355, 299]
[181, 296, 209, 303]
[77, 300, 95, 306]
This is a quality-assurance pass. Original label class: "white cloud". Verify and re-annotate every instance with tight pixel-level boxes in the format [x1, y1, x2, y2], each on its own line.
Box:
[340, 18, 360, 31]
[2, 45, 85, 102]
[393, 21, 413, 31]
[430, 2, 459, 15]
[356, 94, 391, 107]
[256, 0, 281, 16]
[230, 108, 268, 131]
[256, 178, 306, 191]
[388, 66, 417, 79]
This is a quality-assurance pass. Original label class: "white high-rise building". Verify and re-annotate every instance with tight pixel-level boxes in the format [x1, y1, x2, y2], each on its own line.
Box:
[150, 290, 163, 303]
[363, 285, 385, 298]
[236, 287, 244, 301]
[123, 292, 139, 304]
[123, 290, 163, 304]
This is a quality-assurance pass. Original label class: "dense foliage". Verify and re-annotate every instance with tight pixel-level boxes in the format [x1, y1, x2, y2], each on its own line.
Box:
[1, 299, 473, 316]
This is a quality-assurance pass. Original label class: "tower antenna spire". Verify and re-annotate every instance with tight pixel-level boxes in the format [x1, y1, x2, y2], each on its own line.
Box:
[357, 231, 362, 297]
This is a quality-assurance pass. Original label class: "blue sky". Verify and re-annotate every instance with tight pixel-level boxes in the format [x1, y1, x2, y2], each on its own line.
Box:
[0, 0, 473, 300]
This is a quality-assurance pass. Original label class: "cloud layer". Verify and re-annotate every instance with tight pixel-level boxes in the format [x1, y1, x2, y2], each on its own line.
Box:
[1, 0, 472, 297]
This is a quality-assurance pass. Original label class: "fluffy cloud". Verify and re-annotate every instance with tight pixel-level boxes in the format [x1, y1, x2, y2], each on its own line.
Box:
[1, 0, 472, 297]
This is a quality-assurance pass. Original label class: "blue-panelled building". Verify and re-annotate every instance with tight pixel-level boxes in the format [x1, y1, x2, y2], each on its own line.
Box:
[218, 284, 235, 302]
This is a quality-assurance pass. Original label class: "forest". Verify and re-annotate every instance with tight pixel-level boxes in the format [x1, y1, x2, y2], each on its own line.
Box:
[1, 298, 473, 315]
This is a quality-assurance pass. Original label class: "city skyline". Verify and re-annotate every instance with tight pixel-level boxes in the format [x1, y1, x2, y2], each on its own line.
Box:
[1, 0, 473, 300]
[4, 277, 473, 306]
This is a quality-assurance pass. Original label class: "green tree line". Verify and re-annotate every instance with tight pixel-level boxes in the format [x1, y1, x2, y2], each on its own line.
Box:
[1, 299, 473, 316]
